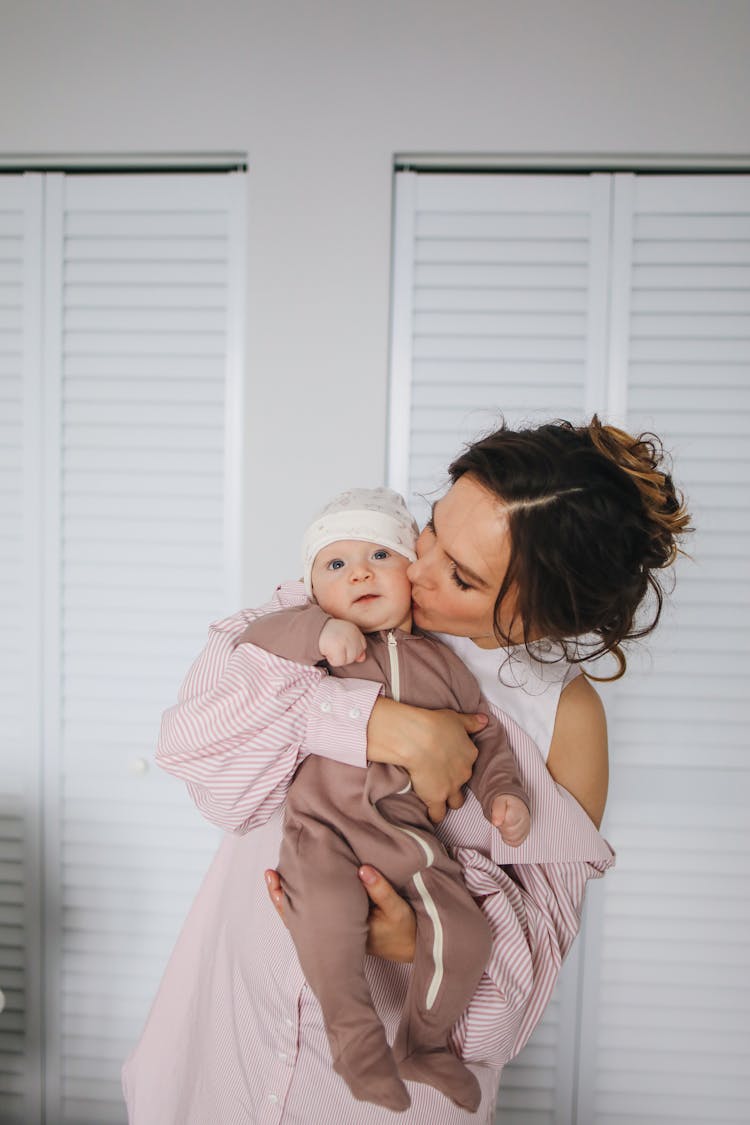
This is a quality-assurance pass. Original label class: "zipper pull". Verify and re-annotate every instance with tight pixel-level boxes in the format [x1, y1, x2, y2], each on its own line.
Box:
[387, 631, 401, 703]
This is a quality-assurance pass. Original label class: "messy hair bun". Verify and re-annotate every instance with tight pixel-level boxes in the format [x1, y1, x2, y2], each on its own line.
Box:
[586, 417, 689, 569]
[449, 416, 692, 678]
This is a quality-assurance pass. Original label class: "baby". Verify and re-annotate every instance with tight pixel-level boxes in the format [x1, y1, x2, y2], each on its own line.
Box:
[240, 488, 530, 1113]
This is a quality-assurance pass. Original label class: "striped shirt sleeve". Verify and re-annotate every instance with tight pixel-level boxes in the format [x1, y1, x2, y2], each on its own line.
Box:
[449, 852, 610, 1066]
[443, 710, 615, 1068]
[156, 585, 382, 833]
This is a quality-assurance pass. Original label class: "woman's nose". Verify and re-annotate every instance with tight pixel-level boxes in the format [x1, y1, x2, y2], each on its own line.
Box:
[409, 530, 439, 587]
[407, 544, 428, 584]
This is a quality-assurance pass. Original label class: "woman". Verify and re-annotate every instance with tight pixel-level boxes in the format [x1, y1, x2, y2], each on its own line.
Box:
[122, 417, 690, 1124]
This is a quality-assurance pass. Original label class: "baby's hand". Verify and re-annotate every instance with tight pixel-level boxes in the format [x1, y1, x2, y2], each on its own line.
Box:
[319, 618, 367, 667]
[490, 794, 530, 848]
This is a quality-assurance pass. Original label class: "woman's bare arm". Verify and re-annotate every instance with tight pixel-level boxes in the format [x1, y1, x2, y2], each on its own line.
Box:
[546, 675, 609, 829]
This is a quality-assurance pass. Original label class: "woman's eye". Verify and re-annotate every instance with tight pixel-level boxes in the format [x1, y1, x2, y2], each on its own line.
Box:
[424, 518, 435, 535]
[450, 563, 471, 591]
[328, 559, 345, 571]
[373, 549, 389, 560]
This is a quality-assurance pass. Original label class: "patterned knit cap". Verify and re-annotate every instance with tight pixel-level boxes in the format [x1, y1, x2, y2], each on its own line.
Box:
[302, 487, 419, 597]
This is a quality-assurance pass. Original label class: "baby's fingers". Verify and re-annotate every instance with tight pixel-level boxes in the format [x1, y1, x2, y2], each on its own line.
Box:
[490, 795, 509, 827]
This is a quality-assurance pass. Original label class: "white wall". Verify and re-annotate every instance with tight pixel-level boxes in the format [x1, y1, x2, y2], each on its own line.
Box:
[3, 0, 749, 600]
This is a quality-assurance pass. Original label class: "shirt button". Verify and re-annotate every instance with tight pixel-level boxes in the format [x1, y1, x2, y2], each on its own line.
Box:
[349, 707, 361, 719]
[278, 1051, 288, 1062]
[320, 700, 332, 713]
[268, 1093, 279, 1104]
[284, 1017, 294, 1027]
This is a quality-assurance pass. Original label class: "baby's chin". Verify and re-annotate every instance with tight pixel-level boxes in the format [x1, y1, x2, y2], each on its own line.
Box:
[353, 605, 412, 633]
[410, 603, 431, 628]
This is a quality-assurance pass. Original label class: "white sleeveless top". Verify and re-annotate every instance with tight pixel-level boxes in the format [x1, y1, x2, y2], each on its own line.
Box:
[435, 633, 581, 762]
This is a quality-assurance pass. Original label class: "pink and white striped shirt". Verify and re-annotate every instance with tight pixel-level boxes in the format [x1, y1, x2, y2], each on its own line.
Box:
[122, 583, 614, 1124]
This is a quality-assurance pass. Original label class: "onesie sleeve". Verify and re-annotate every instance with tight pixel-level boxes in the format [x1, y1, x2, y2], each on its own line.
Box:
[468, 707, 529, 817]
[237, 602, 332, 665]
[441, 644, 529, 817]
[155, 582, 381, 833]
[445, 706, 615, 1069]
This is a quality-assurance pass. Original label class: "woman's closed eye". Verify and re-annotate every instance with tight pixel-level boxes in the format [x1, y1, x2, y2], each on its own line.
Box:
[450, 563, 472, 591]
[423, 516, 472, 590]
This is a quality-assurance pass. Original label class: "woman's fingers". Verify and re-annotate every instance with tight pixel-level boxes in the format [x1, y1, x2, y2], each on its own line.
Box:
[460, 712, 490, 735]
[264, 869, 286, 923]
[265, 863, 415, 959]
[426, 800, 447, 824]
[358, 866, 416, 963]
[402, 708, 482, 817]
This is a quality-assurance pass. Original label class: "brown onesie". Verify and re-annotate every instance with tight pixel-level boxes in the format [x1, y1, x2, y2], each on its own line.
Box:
[240, 604, 529, 1113]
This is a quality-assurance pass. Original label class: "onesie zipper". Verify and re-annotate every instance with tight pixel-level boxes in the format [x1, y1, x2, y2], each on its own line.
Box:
[387, 630, 401, 702]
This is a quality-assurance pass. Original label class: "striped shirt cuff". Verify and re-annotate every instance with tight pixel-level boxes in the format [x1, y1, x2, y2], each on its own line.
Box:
[303, 677, 383, 768]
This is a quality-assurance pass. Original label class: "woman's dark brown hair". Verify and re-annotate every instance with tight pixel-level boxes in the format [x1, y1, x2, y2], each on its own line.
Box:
[448, 416, 692, 678]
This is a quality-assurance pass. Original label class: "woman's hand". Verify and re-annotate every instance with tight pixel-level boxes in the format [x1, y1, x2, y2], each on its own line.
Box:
[365, 697, 487, 822]
[265, 865, 417, 963]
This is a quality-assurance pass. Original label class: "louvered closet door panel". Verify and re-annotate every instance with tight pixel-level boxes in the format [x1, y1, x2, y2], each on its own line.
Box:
[580, 175, 750, 1125]
[390, 171, 613, 1125]
[0, 175, 43, 1125]
[494, 949, 580, 1125]
[390, 172, 610, 527]
[44, 173, 243, 1124]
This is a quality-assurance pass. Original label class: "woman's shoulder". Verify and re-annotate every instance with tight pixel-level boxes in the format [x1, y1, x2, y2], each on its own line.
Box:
[210, 581, 310, 633]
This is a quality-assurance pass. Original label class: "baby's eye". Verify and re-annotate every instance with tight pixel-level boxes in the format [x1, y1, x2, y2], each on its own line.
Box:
[373, 549, 389, 560]
[328, 559, 345, 571]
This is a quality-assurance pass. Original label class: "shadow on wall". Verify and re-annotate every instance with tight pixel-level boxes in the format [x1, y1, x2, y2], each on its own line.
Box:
[0, 803, 34, 1125]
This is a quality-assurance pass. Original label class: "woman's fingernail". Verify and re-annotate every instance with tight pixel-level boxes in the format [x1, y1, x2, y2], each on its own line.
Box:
[358, 866, 377, 885]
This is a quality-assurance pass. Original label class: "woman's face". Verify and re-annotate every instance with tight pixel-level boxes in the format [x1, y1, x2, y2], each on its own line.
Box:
[407, 475, 519, 648]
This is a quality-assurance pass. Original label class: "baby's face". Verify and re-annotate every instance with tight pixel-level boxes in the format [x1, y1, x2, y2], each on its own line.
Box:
[311, 539, 413, 633]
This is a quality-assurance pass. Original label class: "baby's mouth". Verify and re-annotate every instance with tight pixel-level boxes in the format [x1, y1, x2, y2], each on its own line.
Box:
[354, 594, 379, 603]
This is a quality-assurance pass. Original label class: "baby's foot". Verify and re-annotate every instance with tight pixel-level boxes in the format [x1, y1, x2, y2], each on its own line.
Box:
[398, 1047, 481, 1112]
[333, 1033, 411, 1112]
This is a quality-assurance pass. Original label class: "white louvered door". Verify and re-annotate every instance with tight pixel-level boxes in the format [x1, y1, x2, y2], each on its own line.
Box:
[1, 171, 245, 1124]
[0, 174, 44, 1125]
[389, 170, 750, 1125]
[389, 172, 612, 528]
[578, 174, 750, 1125]
[390, 171, 615, 1125]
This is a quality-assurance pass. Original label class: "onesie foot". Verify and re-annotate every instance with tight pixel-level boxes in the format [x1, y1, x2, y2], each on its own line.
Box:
[332, 1036, 411, 1112]
[398, 1048, 481, 1112]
